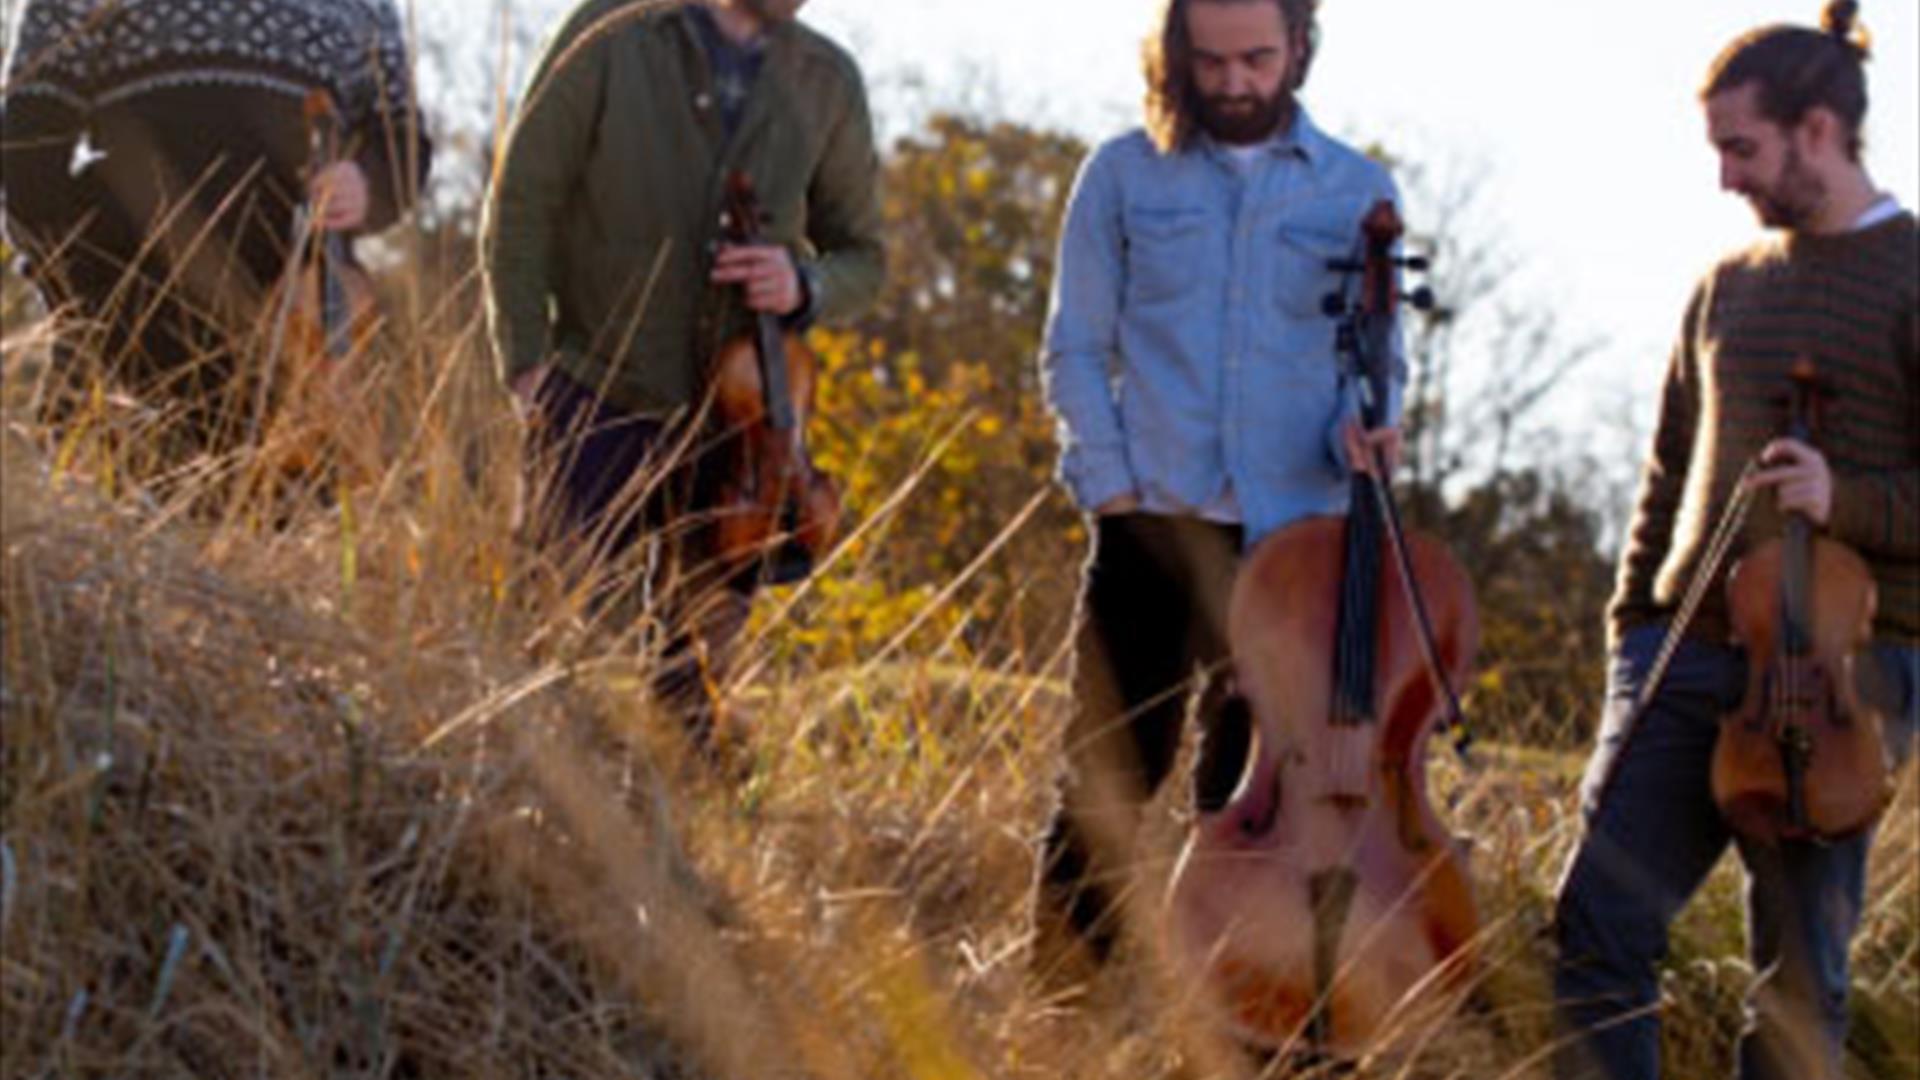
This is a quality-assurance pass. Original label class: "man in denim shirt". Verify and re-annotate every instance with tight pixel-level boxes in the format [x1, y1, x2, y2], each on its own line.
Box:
[1031, 0, 1407, 984]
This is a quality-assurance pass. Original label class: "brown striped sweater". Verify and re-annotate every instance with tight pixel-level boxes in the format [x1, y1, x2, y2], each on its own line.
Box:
[1610, 211, 1920, 647]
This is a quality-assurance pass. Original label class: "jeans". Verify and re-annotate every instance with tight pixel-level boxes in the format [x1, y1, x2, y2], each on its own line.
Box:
[523, 370, 753, 749]
[1553, 625, 1919, 1080]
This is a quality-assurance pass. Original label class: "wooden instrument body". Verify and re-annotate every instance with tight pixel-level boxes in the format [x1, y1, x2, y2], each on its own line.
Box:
[1164, 201, 1477, 1056]
[261, 91, 382, 482]
[1714, 533, 1892, 842]
[1710, 361, 1893, 845]
[707, 327, 840, 563]
[1166, 516, 1479, 1053]
[704, 171, 840, 578]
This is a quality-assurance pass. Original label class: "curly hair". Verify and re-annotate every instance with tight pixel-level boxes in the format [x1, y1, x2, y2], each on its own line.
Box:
[1142, 0, 1319, 154]
[1702, 0, 1873, 160]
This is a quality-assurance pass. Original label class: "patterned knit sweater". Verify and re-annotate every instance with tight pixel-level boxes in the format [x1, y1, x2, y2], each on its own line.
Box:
[5, 0, 424, 211]
[1611, 212, 1920, 646]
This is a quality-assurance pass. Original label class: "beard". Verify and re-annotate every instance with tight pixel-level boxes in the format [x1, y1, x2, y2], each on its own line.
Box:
[1745, 145, 1827, 229]
[1196, 85, 1295, 146]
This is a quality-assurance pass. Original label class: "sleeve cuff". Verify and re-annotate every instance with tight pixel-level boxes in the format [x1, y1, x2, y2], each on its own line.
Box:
[781, 260, 823, 333]
[1065, 455, 1136, 511]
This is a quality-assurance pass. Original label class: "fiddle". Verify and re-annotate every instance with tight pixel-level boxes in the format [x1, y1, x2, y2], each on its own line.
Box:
[705, 171, 840, 584]
[1164, 201, 1479, 1056]
[1712, 360, 1893, 843]
[257, 89, 382, 482]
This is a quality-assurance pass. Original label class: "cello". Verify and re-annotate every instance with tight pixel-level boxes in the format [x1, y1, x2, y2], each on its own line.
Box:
[1712, 360, 1893, 844]
[704, 171, 840, 585]
[1164, 202, 1479, 1057]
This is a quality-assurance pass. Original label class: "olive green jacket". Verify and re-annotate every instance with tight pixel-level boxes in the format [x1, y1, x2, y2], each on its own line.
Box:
[481, 0, 884, 415]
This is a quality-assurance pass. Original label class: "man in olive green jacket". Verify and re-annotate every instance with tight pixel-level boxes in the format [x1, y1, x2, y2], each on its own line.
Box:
[481, 0, 884, 752]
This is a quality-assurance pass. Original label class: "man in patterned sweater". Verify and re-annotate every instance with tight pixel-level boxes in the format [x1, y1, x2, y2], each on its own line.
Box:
[1554, 3, 1917, 1078]
[1, 0, 432, 448]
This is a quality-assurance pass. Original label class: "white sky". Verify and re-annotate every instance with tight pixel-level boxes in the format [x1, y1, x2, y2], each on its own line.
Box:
[440, 0, 1918, 436]
[796, 0, 1920, 424]
[8, 0, 1910, 436]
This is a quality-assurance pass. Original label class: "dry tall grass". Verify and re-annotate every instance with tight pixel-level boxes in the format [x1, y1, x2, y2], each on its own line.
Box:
[1, 245, 1915, 1080]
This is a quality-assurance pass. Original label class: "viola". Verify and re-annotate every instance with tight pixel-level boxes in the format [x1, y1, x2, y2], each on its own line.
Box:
[259, 89, 382, 482]
[1712, 360, 1893, 843]
[705, 171, 840, 584]
[1164, 201, 1479, 1056]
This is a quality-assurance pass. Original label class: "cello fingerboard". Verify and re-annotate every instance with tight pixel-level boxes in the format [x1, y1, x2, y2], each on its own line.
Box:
[1333, 472, 1385, 729]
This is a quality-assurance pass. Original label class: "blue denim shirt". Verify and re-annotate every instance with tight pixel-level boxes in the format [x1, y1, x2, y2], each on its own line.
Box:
[1040, 109, 1406, 544]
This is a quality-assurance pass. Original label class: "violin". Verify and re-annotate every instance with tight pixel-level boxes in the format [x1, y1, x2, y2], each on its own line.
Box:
[1712, 360, 1893, 843]
[705, 171, 840, 584]
[259, 89, 382, 482]
[1165, 201, 1479, 1056]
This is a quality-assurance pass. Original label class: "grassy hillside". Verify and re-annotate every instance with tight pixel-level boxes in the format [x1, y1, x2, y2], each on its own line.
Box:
[1, 240, 1915, 1080]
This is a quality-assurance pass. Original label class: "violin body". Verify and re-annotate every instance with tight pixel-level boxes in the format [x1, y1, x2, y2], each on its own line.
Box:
[1714, 531, 1892, 844]
[285, 239, 381, 366]
[707, 326, 840, 571]
[703, 171, 841, 582]
[257, 89, 384, 484]
[1710, 360, 1894, 845]
[270, 244, 382, 479]
[1166, 516, 1479, 1053]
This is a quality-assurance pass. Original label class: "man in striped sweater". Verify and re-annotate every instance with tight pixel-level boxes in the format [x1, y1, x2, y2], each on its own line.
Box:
[1553, 4, 1917, 1079]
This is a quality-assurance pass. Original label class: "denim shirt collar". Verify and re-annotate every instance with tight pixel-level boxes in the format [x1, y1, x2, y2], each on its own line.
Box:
[1197, 105, 1328, 173]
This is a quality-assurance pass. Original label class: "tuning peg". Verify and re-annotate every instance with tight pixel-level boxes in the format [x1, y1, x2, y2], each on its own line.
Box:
[1406, 286, 1436, 312]
[1322, 292, 1348, 318]
[1401, 256, 1431, 272]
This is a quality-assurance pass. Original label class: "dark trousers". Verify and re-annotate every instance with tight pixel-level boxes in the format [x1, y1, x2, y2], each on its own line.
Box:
[1035, 512, 1251, 964]
[3, 87, 311, 451]
[523, 369, 756, 748]
[1553, 625, 1920, 1080]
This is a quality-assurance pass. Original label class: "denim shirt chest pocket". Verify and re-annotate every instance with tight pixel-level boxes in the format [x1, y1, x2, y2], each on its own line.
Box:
[1269, 198, 1359, 319]
[1123, 204, 1212, 303]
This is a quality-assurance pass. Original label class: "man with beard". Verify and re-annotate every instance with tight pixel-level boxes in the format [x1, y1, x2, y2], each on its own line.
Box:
[1553, 3, 1917, 1078]
[1030, 0, 1405, 985]
[482, 0, 883, 761]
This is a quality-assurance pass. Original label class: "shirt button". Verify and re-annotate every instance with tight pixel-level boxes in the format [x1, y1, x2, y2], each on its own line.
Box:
[695, 92, 713, 110]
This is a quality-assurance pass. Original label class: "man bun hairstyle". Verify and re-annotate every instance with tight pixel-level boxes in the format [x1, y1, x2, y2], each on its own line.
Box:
[1820, 0, 1872, 59]
[1702, 0, 1873, 160]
